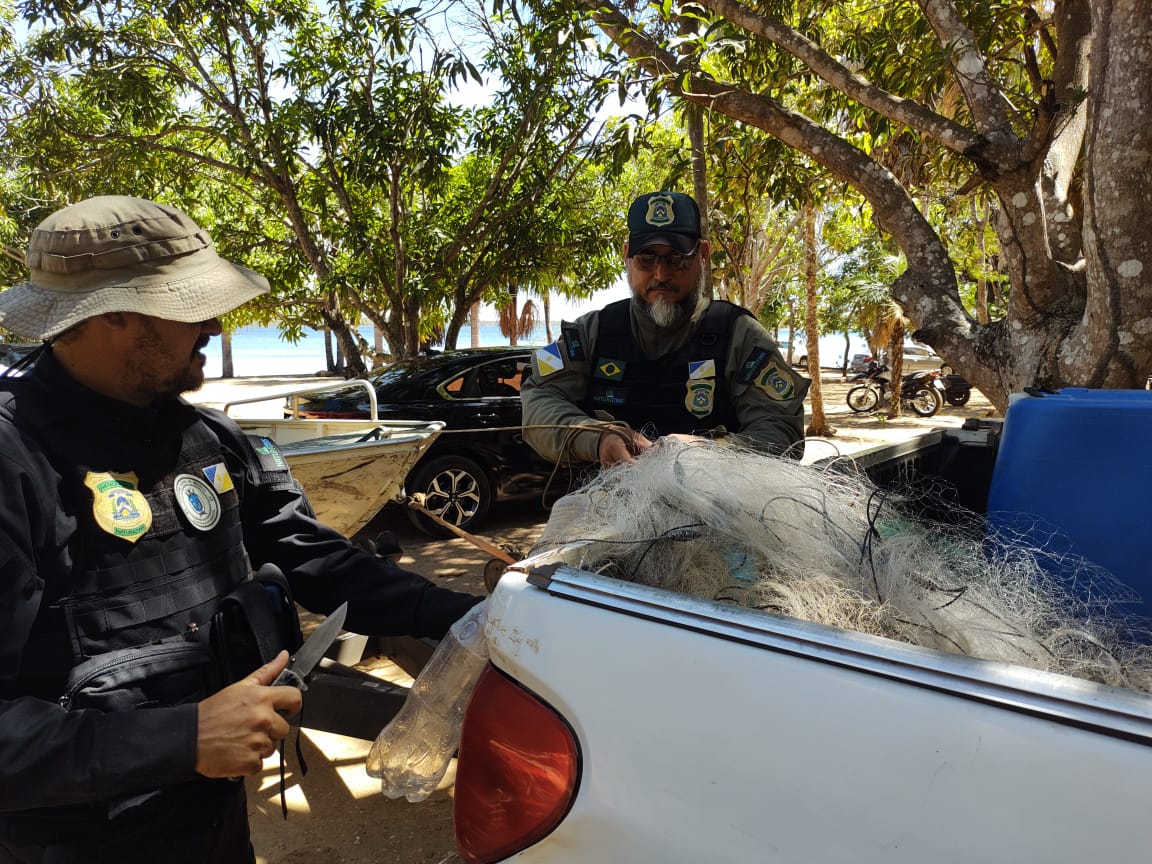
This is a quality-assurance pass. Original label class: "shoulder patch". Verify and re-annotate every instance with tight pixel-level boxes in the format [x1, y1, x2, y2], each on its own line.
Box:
[737, 347, 771, 386]
[248, 435, 289, 472]
[534, 343, 565, 377]
[560, 326, 586, 361]
[754, 361, 798, 401]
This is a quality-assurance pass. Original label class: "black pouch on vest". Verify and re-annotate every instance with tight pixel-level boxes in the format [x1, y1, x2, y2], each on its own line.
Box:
[59, 641, 216, 713]
[209, 564, 302, 686]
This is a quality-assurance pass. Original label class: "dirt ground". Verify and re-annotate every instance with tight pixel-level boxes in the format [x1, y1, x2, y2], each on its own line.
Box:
[187, 373, 998, 863]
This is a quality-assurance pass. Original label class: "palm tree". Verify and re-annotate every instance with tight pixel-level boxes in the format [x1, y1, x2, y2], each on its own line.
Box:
[852, 255, 910, 418]
[497, 285, 538, 347]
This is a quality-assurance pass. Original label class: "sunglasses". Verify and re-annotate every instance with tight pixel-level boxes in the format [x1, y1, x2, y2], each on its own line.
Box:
[629, 244, 700, 273]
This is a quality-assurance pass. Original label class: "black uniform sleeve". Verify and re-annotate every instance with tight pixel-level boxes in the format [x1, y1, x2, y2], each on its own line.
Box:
[200, 409, 482, 639]
[0, 441, 198, 813]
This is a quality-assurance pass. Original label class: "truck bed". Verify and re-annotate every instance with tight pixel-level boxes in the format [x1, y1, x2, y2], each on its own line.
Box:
[459, 424, 1152, 862]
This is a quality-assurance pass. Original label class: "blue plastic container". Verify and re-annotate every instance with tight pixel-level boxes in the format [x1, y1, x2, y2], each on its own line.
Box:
[987, 388, 1152, 618]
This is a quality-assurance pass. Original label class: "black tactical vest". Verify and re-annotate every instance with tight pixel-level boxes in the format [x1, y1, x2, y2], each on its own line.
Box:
[582, 298, 750, 437]
[0, 380, 251, 703]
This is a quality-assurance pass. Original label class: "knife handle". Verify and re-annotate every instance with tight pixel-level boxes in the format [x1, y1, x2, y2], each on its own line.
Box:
[271, 667, 307, 691]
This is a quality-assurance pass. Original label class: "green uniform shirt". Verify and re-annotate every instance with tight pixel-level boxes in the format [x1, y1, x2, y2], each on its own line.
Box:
[521, 297, 809, 463]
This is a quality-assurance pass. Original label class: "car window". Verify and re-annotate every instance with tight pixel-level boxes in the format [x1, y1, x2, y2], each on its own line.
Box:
[443, 375, 467, 396]
[436, 356, 530, 400]
[476, 360, 522, 398]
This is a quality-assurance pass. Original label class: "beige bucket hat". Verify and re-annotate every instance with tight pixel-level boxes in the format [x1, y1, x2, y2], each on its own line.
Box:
[0, 195, 270, 341]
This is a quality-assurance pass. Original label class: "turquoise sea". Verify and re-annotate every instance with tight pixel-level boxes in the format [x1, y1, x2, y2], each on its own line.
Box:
[203, 322, 552, 378]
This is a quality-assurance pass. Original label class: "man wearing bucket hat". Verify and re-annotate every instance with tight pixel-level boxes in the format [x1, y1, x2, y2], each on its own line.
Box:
[0, 196, 482, 862]
[522, 190, 808, 466]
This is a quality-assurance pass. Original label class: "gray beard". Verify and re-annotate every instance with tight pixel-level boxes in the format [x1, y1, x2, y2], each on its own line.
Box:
[647, 294, 684, 328]
[642, 287, 700, 329]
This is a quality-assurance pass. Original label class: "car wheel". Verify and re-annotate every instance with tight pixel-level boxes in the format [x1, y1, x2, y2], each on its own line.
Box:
[406, 455, 493, 538]
[945, 390, 971, 407]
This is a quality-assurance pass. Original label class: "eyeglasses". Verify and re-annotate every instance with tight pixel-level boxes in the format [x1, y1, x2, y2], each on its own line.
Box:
[629, 245, 700, 273]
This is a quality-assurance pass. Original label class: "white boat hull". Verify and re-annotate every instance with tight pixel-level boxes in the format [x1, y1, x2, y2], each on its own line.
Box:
[244, 422, 443, 537]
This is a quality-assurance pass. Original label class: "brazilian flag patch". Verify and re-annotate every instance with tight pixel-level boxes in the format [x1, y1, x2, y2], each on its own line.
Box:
[595, 358, 626, 381]
[755, 362, 796, 401]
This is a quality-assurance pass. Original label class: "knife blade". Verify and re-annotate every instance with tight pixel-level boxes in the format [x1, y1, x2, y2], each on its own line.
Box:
[271, 601, 348, 690]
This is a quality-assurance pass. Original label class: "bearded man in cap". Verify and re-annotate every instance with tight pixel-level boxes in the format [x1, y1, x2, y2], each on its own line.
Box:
[0, 196, 481, 863]
[522, 191, 808, 466]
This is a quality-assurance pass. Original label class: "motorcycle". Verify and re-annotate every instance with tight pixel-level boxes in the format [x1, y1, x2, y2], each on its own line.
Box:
[936, 365, 973, 407]
[846, 362, 943, 417]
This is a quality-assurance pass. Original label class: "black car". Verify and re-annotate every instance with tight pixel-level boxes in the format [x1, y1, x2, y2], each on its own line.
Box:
[292, 347, 561, 537]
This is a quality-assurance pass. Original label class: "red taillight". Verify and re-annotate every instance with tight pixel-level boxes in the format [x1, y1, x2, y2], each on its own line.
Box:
[454, 664, 580, 863]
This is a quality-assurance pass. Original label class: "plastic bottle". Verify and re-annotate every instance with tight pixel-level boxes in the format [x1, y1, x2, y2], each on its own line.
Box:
[365, 600, 489, 801]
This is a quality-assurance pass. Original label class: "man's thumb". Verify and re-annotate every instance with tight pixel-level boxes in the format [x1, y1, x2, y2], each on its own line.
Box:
[246, 649, 290, 685]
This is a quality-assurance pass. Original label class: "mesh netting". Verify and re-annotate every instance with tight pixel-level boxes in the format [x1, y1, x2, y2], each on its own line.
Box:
[530, 438, 1152, 692]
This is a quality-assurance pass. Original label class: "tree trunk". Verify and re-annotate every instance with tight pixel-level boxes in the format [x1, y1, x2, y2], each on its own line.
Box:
[324, 328, 335, 373]
[687, 104, 713, 301]
[373, 324, 385, 367]
[471, 302, 481, 349]
[802, 205, 832, 437]
[220, 329, 234, 379]
[886, 322, 905, 419]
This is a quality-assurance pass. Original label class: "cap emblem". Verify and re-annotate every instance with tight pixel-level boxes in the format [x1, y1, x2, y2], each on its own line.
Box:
[644, 194, 677, 228]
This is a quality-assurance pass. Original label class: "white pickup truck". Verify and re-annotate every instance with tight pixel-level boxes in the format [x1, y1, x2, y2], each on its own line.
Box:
[448, 423, 1152, 864]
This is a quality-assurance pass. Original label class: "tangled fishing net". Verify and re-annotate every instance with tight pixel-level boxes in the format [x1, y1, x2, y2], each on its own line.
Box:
[369, 435, 1152, 800]
[530, 437, 1152, 693]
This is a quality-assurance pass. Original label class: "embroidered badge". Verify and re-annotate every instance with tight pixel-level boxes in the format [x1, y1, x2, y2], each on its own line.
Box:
[738, 347, 770, 386]
[253, 437, 288, 471]
[688, 359, 716, 380]
[755, 362, 797, 401]
[561, 327, 586, 361]
[686, 379, 716, 417]
[84, 471, 152, 542]
[174, 474, 221, 531]
[595, 359, 626, 382]
[645, 193, 676, 227]
[202, 462, 234, 494]
[535, 343, 565, 377]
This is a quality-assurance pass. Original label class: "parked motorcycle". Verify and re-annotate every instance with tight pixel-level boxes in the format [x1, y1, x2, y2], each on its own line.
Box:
[846, 362, 943, 417]
[936, 365, 973, 406]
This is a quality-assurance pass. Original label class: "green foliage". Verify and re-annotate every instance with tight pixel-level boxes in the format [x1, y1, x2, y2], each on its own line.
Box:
[0, 0, 635, 362]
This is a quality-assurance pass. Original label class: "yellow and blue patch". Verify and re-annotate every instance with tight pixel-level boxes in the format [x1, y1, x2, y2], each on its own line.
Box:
[535, 343, 565, 377]
[202, 462, 234, 494]
[688, 359, 716, 380]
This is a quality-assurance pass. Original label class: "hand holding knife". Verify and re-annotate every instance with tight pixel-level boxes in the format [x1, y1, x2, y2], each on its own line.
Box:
[271, 601, 348, 691]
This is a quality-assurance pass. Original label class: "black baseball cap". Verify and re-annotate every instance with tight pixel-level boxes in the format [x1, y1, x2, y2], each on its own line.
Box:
[627, 191, 701, 254]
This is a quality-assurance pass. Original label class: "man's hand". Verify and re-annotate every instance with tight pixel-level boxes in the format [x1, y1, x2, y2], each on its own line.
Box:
[598, 428, 653, 467]
[195, 651, 303, 778]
